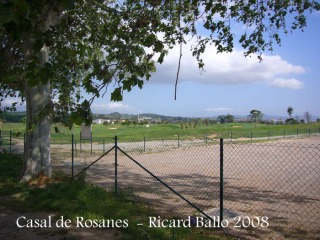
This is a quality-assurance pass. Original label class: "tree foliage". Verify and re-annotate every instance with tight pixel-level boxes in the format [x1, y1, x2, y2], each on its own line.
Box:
[225, 114, 234, 123]
[287, 106, 294, 118]
[1, 0, 319, 179]
[1, 0, 319, 124]
[248, 109, 263, 126]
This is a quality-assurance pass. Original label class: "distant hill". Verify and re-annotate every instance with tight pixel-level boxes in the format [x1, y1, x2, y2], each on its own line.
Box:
[2, 111, 317, 124]
[92, 112, 193, 123]
[93, 112, 292, 122]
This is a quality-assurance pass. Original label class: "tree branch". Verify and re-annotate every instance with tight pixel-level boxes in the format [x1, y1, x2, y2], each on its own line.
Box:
[174, 40, 182, 101]
[174, 0, 183, 101]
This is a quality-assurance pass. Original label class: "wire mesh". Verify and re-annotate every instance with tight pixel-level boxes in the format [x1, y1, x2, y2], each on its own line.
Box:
[0, 130, 25, 153]
[223, 140, 320, 239]
[113, 137, 320, 239]
[117, 137, 220, 217]
[1, 129, 319, 239]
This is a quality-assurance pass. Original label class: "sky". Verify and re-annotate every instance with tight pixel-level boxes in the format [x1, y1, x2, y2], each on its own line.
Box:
[4, 8, 320, 119]
[90, 11, 320, 119]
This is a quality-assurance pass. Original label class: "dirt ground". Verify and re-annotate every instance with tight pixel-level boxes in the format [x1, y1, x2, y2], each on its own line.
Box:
[2, 136, 320, 240]
[64, 136, 320, 240]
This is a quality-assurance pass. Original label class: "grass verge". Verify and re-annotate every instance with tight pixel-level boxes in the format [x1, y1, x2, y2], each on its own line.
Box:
[0, 153, 233, 240]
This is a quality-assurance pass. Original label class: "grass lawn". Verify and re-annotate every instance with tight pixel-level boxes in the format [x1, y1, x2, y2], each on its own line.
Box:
[1, 122, 319, 144]
[0, 153, 233, 240]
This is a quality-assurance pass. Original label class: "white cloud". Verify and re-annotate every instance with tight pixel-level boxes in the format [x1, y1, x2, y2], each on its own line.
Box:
[1, 97, 25, 111]
[149, 40, 306, 89]
[270, 78, 304, 89]
[91, 102, 136, 113]
[205, 107, 233, 113]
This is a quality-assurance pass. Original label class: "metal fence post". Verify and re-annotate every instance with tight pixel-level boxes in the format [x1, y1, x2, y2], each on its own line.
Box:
[80, 131, 82, 153]
[219, 138, 224, 226]
[144, 137, 146, 152]
[90, 132, 93, 155]
[114, 136, 118, 195]
[178, 135, 180, 148]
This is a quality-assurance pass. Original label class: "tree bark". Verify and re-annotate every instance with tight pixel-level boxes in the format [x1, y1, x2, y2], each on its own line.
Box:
[22, 44, 51, 182]
[20, 6, 57, 181]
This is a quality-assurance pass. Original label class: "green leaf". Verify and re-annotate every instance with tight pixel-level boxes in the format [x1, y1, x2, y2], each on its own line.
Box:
[157, 51, 167, 64]
[119, 73, 125, 80]
[60, 0, 75, 10]
[111, 87, 123, 101]
[144, 34, 156, 47]
[154, 40, 164, 52]
[12, 0, 30, 13]
[0, 10, 14, 24]
[69, 100, 92, 126]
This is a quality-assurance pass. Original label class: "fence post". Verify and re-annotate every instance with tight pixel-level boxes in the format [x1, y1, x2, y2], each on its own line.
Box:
[114, 136, 118, 195]
[144, 137, 146, 152]
[178, 135, 180, 148]
[72, 134, 74, 178]
[90, 132, 93, 155]
[250, 131, 252, 141]
[284, 130, 285, 138]
[219, 138, 224, 226]
[103, 138, 105, 154]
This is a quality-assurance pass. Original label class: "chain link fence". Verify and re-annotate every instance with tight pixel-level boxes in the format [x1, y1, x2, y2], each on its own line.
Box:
[72, 136, 320, 239]
[222, 140, 320, 239]
[0, 130, 25, 153]
[1, 129, 319, 239]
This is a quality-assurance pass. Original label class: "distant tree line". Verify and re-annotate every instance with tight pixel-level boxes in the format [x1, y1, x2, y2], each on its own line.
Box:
[285, 106, 314, 124]
[0, 111, 26, 123]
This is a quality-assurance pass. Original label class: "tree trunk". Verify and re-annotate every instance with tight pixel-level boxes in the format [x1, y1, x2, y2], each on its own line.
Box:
[20, 6, 60, 181]
[22, 44, 51, 182]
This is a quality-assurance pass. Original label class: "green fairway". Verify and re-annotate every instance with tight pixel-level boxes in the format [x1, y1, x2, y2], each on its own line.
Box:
[1, 121, 319, 144]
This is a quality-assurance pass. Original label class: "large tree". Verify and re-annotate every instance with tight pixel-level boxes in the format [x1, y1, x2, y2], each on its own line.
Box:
[1, 0, 319, 180]
[286, 106, 296, 124]
[248, 109, 263, 127]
